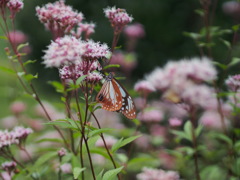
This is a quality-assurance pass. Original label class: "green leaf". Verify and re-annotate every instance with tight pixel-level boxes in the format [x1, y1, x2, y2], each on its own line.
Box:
[195, 125, 203, 138]
[171, 130, 190, 141]
[184, 121, 193, 142]
[44, 121, 75, 129]
[213, 133, 232, 146]
[23, 60, 37, 66]
[212, 61, 227, 70]
[96, 170, 104, 180]
[76, 75, 87, 85]
[111, 135, 141, 153]
[219, 38, 231, 49]
[17, 42, 29, 51]
[0, 36, 7, 40]
[232, 24, 240, 32]
[0, 66, 15, 74]
[183, 32, 201, 40]
[48, 81, 64, 94]
[194, 9, 204, 16]
[102, 166, 123, 180]
[23, 73, 38, 82]
[64, 118, 80, 130]
[30, 152, 56, 172]
[103, 64, 121, 70]
[89, 128, 114, 137]
[73, 167, 86, 179]
[228, 57, 240, 68]
[35, 138, 63, 143]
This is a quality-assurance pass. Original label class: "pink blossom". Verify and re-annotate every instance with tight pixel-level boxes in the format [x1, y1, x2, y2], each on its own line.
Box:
[225, 74, 240, 92]
[110, 51, 137, 75]
[145, 67, 169, 91]
[1, 161, 16, 171]
[60, 163, 72, 174]
[138, 109, 163, 123]
[58, 147, 67, 157]
[8, 31, 27, 45]
[134, 80, 155, 95]
[136, 167, 180, 180]
[124, 23, 145, 39]
[43, 36, 85, 68]
[158, 151, 176, 169]
[199, 111, 229, 130]
[95, 135, 117, 148]
[92, 154, 106, 165]
[104, 6, 133, 33]
[0, 171, 12, 180]
[134, 97, 146, 110]
[72, 22, 95, 39]
[7, 0, 23, 18]
[169, 117, 182, 127]
[10, 101, 26, 115]
[11, 126, 33, 140]
[36, 0, 83, 37]
[150, 124, 167, 137]
[0, 130, 19, 149]
[222, 1, 240, 18]
[82, 40, 110, 61]
[134, 134, 151, 149]
[59, 60, 103, 83]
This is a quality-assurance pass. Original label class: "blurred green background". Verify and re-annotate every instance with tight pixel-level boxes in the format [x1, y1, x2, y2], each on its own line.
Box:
[0, 0, 236, 117]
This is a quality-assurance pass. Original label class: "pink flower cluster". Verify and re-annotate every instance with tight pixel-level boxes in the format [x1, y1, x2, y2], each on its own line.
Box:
[136, 167, 180, 180]
[44, 37, 110, 83]
[72, 22, 95, 39]
[104, 6, 133, 33]
[0, 126, 33, 149]
[0, 0, 23, 19]
[43, 36, 85, 68]
[137, 109, 163, 123]
[36, 0, 83, 37]
[134, 80, 155, 95]
[0, 130, 19, 149]
[141, 57, 217, 109]
[1, 161, 16, 171]
[58, 147, 67, 157]
[124, 23, 145, 39]
[225, 74, 240, 92]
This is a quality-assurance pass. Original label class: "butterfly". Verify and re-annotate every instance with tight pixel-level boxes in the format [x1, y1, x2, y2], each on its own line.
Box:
[96, 72, 136, 119]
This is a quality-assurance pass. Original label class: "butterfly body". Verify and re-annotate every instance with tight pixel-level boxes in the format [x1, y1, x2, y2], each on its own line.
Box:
[96, 73, 136, 119]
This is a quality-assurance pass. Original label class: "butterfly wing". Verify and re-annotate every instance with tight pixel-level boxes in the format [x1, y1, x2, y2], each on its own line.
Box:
[96, 78, 122, 111]
[114, 78, 137, 119]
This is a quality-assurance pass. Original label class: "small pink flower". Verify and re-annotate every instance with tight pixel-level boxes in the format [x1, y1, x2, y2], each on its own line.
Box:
[1, 116, 18, 129]
[138, 109, 163, 123]
[1, 161, 16, 172]
[225, 74, 240, 92]
[110, 51, 137, 75]
[222, 1, 240, 18]
[58, 147, 67, 157]
[36, 0, 83, 38]
[7, 0, 23, 19]
[10, 101, 26, 115]
[150, 124, 167, 137]
[60, 163, 72, 174]
[59, 60, 103, 83]
[134, 134, 151, 149]
[72, 22, 95, 39]
[199, 111, 229, 130]
[124, 23, 145, 39]
[43, 36, 85, 68]
[11, 126, 33, 140]
[158, 151, 176, 169]
[82, 40, 110, 61]
[0, 171, 12, 180]
[136, 167, 180, 180]
[95, 135, 117, 148]
[8, 31, 27, 45]
[169, 117, 182, 127]
[0, 130, 19, 149]
[134, 80, 155, 95]
[104, 6, 133, 33]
